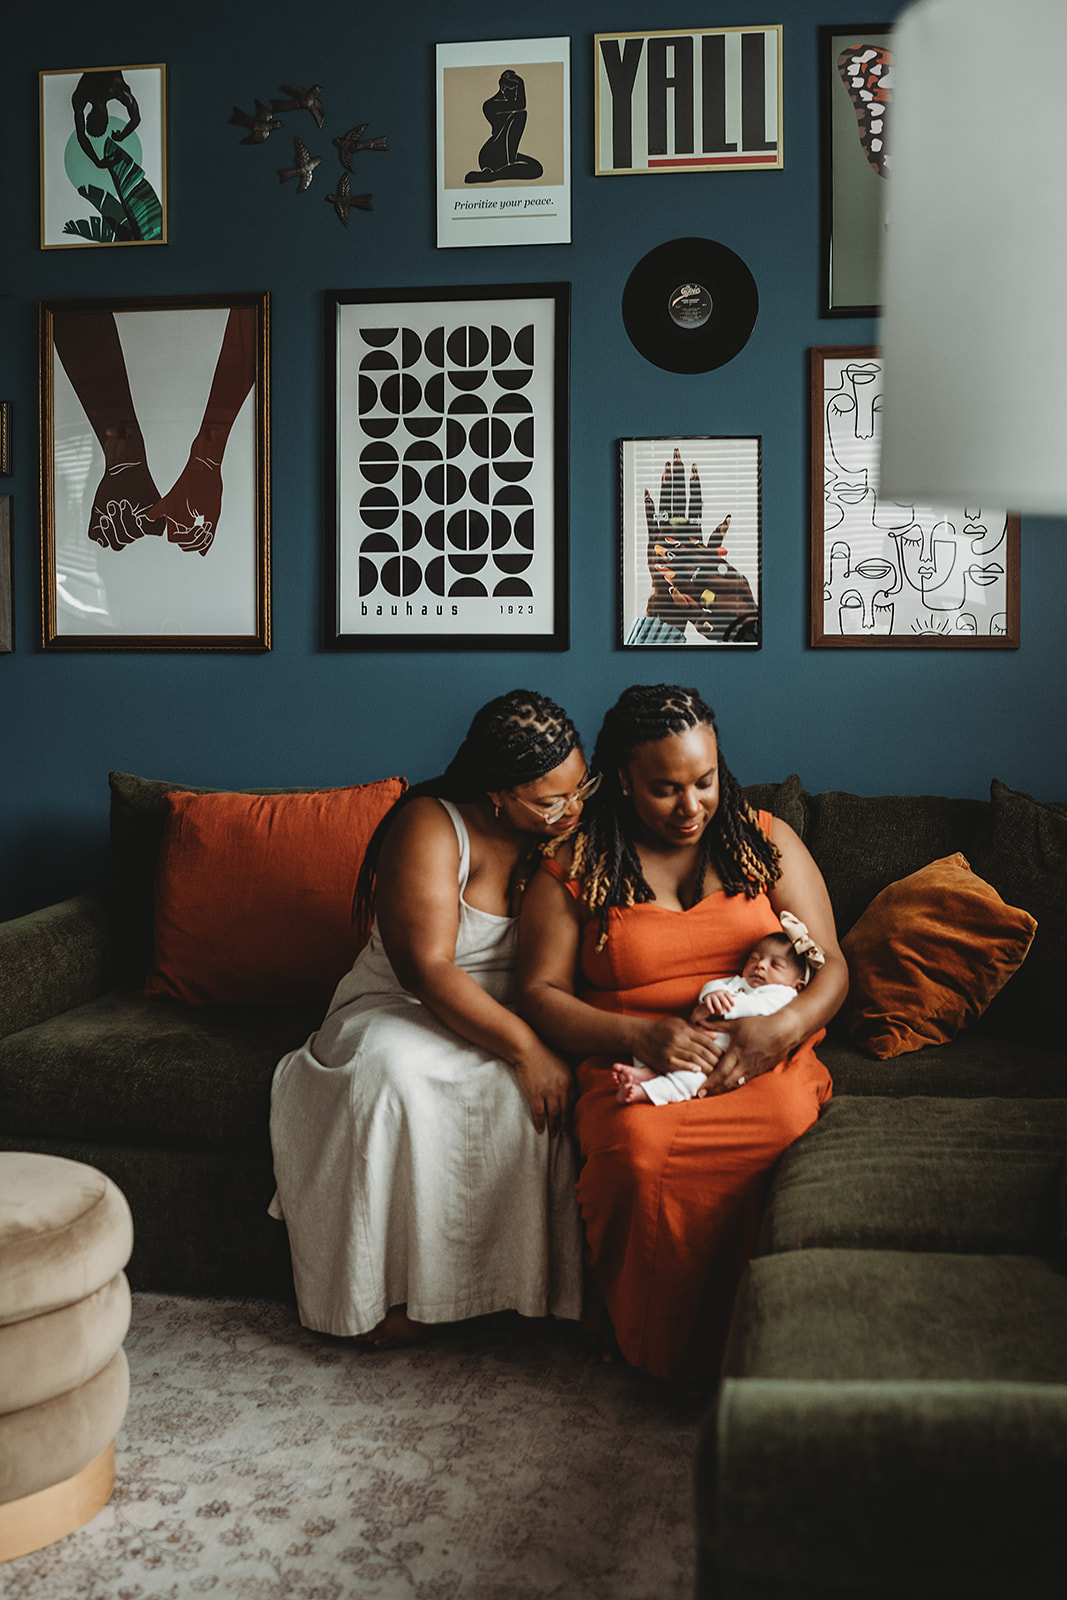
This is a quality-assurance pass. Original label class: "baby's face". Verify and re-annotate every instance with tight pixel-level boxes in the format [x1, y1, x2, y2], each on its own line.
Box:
[742, 940, 803, 989]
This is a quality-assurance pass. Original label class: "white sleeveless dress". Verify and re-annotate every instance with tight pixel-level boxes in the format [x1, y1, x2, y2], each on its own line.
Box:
[268, 800, 582, 1336]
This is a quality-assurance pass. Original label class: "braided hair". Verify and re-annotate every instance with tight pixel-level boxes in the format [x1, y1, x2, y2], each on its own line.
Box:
[557, 684, 781, 947]
[354, 688, 580, 922]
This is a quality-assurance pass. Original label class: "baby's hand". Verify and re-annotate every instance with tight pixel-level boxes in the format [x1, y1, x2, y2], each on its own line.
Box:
[693, 990, 736, 1023]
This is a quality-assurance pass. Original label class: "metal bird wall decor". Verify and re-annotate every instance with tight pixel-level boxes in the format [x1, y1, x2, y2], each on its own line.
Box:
[228, 78, 388, 232]
[325, 172, 372, 227]
[333, 123, 390, 171]
[277, 138, 322, 193]
[228, 100, 284, 144]
[271, 84, 326, 129]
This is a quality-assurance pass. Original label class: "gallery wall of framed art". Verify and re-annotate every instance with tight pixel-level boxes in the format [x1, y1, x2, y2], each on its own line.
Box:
[6, 0, 1063, 931]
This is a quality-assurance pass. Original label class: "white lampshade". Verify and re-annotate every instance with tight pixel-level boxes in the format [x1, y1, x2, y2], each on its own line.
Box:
[880, 0, 1067, 514]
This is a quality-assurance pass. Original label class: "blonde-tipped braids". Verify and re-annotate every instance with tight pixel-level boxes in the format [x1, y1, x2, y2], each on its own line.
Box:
[565, 684, 781, 947]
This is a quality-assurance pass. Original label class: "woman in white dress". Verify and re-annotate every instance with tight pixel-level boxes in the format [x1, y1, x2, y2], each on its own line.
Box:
[269, 690, 593, 1347]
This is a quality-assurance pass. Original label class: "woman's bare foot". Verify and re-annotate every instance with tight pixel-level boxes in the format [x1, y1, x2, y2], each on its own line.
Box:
[355, 1305, 428, 1351]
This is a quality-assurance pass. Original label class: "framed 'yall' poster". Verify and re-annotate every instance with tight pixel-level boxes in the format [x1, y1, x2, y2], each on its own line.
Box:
[40, 64, 168, 248]
[811, 347, 1020, 647]
[595, 26, 782, 175]
[40, 292, 271, 650]
[620, 436, 761, 649]
[327, 283, 569, 650]
[436, 37, 570, 248]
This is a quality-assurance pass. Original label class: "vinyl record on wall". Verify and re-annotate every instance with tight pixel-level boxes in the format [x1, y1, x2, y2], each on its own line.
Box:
[622, 237, 759, 373]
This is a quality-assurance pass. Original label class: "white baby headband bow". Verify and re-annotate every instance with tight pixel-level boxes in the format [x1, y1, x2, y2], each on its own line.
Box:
[779, 911, 825, 981]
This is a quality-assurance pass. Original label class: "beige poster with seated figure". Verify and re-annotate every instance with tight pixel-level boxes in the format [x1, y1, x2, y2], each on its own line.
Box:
[436, 38, 570, 248]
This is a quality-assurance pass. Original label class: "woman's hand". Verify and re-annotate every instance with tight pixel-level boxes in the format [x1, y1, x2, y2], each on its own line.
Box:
[513, 1042, 575, 1136]
[695, 1010, 796, 1097]
[630, 1016, 724, 1077]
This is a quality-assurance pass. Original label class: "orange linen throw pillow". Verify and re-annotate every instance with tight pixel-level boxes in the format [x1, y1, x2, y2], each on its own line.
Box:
[840, 851, 1037, 1058]
[145, 779, 405, 1005]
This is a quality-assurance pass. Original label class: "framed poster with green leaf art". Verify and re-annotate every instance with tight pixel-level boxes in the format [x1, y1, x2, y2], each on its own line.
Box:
[39, 64, 168, 248]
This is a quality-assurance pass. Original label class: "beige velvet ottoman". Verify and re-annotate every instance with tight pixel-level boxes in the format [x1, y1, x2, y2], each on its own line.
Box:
[0, 1153, 133, 1562]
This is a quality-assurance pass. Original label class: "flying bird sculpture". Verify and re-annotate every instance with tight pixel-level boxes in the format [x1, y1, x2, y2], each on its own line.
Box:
[332, 122, 389, 171]
[277, 138, 322, 192]
[271, 83, 326, 129]
[325, 171, 372, 227]
[228, 100, 284, 144]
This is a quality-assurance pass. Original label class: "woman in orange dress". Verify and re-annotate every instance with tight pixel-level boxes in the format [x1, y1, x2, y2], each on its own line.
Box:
[517, 684, 848, 1381]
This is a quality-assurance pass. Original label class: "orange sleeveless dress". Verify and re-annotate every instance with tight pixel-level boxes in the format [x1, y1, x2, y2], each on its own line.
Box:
[543, 813, 832, 1381]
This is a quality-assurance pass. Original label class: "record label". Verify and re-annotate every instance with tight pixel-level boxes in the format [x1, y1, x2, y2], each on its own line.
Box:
[668, 282, 712, 329]
[622, 238, 758, 373]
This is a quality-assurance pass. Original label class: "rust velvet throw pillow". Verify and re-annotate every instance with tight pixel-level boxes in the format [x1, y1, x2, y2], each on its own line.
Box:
[840, 852, 1038, 1058]
[145, 779, 406, 1005]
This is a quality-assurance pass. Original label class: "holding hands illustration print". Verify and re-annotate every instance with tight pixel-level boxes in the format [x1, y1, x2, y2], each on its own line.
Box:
[52, 306, 256, 557]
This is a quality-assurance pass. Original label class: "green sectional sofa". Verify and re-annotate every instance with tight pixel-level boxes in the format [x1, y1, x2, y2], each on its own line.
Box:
[1, 769, 1065, 1594]
[694, 781, 1067, 1599]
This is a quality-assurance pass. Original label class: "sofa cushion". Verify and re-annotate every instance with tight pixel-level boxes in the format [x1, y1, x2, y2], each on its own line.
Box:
[700, 1379, 1067, 1600]
[840, 852, 1037, 1058]
[108, 770, 404, 986]
[800, 789, 987, 937]
[723, 1249, 1067, 1383]
[819, 1030, 1067, 1098]
[971, 779, 1067, 1047]
[144, 781, 405, 1005]
[0, 990, 320, 1151]
[739, 774, 808, 840]
[758, 1096, 1067, 1257]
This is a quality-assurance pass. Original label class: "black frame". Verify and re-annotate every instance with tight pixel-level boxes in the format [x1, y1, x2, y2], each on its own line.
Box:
[326, 282, 569, 651]
[618, 435, 762, 650]
[819, 22, 892, 318]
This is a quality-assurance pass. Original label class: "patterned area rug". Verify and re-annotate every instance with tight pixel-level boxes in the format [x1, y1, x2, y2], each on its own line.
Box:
[6, 1293, 699, 1599]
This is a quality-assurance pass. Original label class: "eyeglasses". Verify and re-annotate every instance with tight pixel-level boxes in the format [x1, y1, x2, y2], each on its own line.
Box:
[508, 771, 602, 824]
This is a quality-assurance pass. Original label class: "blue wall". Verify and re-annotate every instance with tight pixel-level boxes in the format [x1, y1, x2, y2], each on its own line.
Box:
[4, 1, 1066, 919]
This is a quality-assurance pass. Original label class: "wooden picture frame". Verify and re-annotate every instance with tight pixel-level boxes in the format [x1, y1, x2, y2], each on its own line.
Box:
[327, 282, 569, 651]
[620, 435, 761, 649]
[811, 346, 1020, 647]
[40, 63, 168, 249]
[40, 292, 271, 650]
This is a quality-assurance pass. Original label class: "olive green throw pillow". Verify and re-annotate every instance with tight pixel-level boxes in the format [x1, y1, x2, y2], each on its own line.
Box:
[841, 852, 1037, 1058]
[971, 779, 1067, 1045]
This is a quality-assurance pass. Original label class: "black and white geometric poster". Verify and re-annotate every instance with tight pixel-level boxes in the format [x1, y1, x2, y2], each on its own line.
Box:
[328, 285, 568, 650]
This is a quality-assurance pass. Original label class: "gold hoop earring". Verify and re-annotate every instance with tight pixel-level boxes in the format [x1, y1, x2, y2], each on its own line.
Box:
[493, 800, 501, 819]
